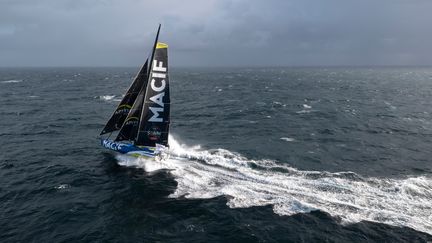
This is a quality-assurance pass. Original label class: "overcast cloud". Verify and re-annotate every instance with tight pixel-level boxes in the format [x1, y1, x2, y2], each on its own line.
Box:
[1, 0, 432, 67]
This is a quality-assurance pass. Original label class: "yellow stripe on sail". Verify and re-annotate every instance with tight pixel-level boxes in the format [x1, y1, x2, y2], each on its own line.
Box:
[156, 42, 168, 49]
[118, 104, 132, 109]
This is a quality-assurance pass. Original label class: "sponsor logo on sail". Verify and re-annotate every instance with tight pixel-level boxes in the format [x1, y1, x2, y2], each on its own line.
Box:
[147, 126, 162, 141]
[124, 117, 139, 126]
[148, 59, 166, 123]
[114, 108, 130, 115]
[114, 105, 132, 115]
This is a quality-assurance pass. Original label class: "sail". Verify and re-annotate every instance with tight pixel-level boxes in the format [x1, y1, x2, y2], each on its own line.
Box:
[115, 24, 161, 143]
[100, 59, 149, 135]
[114, 81, 147, 141]
[135, 42, 170, 147]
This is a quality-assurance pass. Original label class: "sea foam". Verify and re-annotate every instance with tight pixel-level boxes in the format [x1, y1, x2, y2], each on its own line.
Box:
[115, 135, 432, 235]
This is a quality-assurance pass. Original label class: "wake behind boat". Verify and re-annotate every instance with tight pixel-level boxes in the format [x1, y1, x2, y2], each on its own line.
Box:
[99, 25, 170, 159]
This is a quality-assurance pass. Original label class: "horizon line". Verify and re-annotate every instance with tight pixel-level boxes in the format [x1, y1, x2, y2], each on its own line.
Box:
[1, 64, 432, 69]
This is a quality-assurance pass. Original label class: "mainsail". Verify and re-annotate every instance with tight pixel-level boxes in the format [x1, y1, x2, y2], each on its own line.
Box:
[135, 42, 170, 147]
[100, 59, 149, 135]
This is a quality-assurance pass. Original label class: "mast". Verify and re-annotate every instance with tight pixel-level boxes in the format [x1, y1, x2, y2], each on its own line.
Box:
[147, 24, 161, 84]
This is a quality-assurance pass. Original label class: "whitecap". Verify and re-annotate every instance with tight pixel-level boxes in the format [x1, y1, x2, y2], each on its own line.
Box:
[280, 137, 295, 142]
[384, 101, 397, 110]
[99, 95, 116, 101]
[296, 110, 311, 114]
[1, 79, 22, 83]
[55, 184, 70, 190]
[272, 101, 285, 107]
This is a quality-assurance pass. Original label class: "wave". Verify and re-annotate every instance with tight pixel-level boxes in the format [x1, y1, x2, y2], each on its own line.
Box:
[115, 136, 432, 235]
[280, 137, 295, 142]
[98, 95, 116, 101]
[1, 79, 22, 83]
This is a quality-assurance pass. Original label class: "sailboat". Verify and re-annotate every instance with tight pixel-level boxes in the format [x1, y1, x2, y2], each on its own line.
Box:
[100, 25, 170, 159]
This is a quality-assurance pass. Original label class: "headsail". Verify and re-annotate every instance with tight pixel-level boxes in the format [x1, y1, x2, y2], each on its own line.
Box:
[114, 80, 146, 141]
[136, 42, 170, 147]
[100, 59, 149, 135]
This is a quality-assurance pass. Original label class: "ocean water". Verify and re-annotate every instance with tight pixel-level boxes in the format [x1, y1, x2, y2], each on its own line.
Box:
[1, 67, 432, 242]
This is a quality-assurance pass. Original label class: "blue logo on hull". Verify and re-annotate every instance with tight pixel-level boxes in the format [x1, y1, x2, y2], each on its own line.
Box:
[101, 139, 156, 157]
[102, 139, 124, 151]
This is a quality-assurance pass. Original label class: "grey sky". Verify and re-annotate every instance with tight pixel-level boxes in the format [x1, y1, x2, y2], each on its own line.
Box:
[1, 0, 431, 67]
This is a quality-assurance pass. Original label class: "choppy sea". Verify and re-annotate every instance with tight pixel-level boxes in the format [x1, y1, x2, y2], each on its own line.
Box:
[1, 67, 432, 242]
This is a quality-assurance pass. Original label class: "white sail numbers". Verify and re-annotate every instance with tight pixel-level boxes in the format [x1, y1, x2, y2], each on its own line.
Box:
[148, 60, 167, 122]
